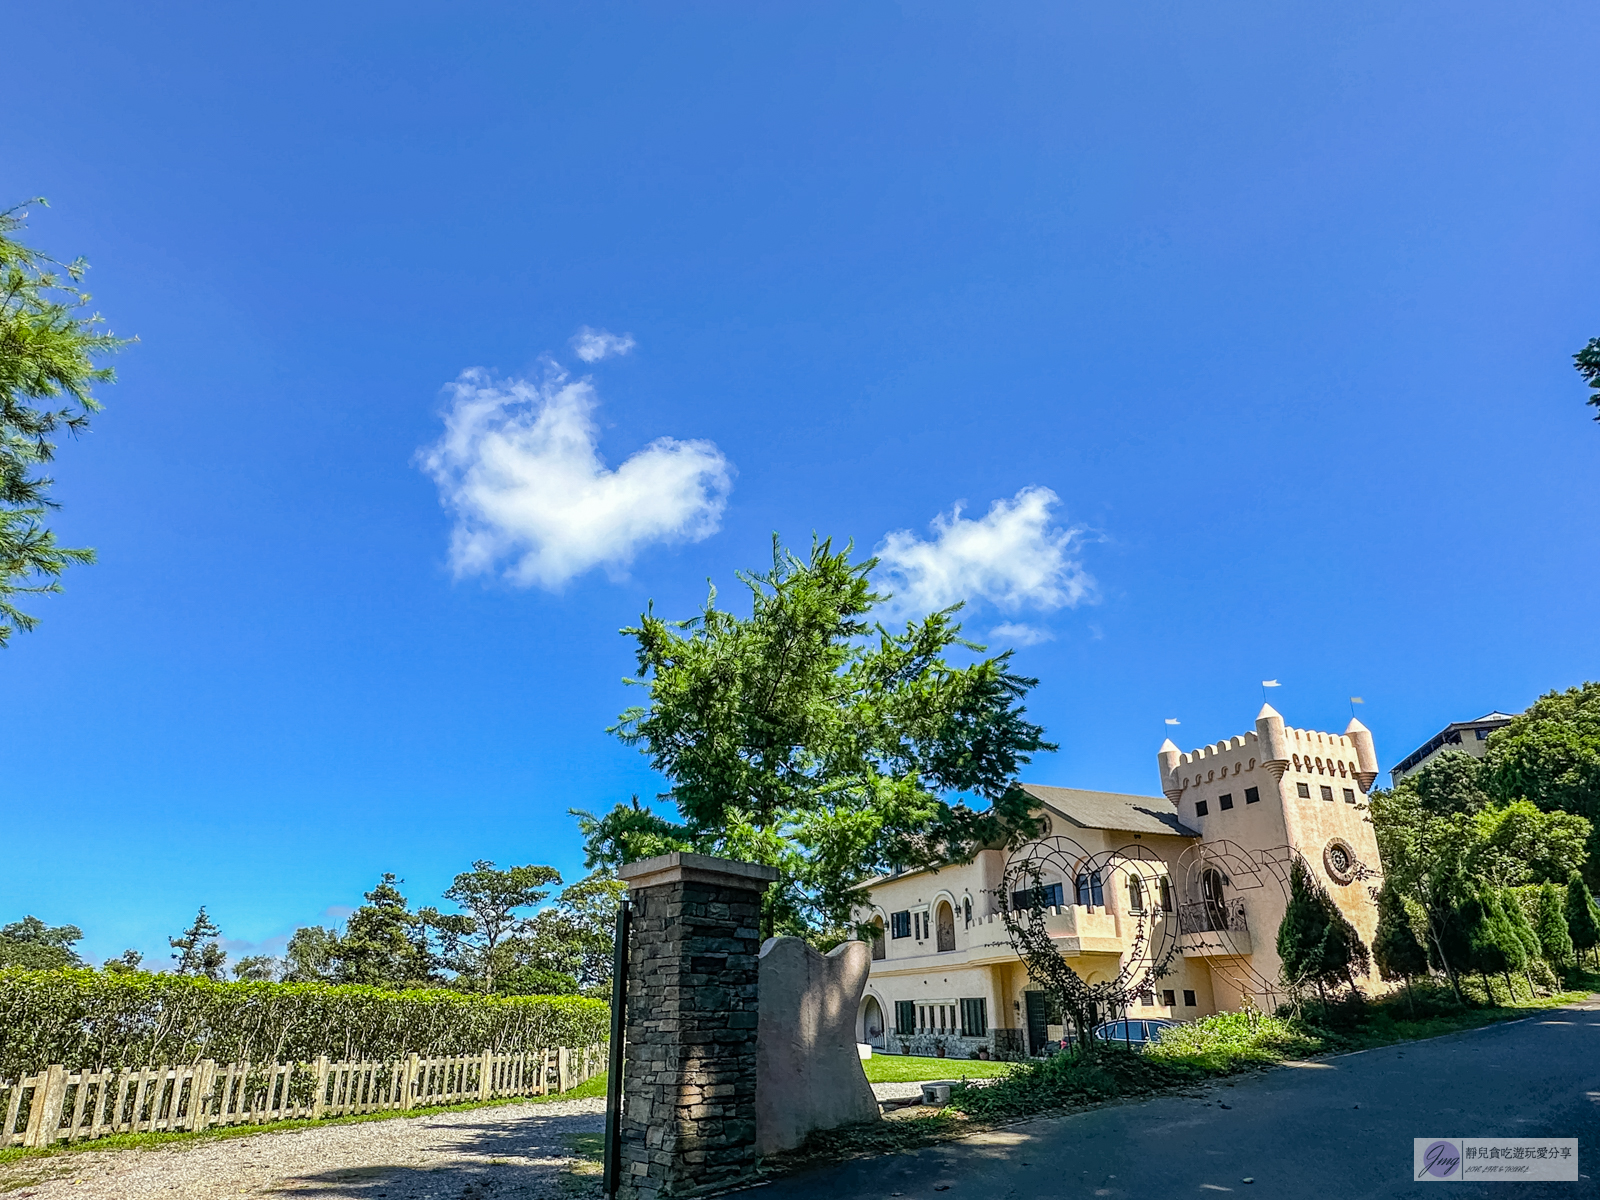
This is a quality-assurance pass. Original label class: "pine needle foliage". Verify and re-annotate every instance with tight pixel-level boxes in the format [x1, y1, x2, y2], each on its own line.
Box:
[1372, 883, 1428, 983]
[0, 200, 129, 644]
[1534, 881, 1575, 969]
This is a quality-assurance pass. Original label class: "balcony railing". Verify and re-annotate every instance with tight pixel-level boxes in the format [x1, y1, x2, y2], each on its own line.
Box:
[1177, 898, 1248, 935]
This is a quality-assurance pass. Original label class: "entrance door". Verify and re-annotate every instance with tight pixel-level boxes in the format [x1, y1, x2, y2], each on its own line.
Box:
[1024, 991, 1064, 1055]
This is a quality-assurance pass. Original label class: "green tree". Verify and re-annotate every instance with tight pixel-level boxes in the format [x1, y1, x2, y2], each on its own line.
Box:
[231, 955, 278, 982]
[1462, 886, 1526, 1002]
[580, 536, 1054, 938]
[1371, 883, 1429, 988]
[0, 200, 129, 645]
[509, 872, 627, 997]
[1499, 887, 1542, 992]
[1277, 859, 1369, 1000]
[494, 965, 580, 996]
[1577, 336, 1600, 422]
[425, 861, 562, 992]
[1484, 683, 1600, 884]
[1534, 881, 1575, 970]
[1473, 800, 1591, 887]
[282, 925, 342, 983]
[1412, 750, 1492, 815]
[169, 908, 225, 980]
[0, 916, 84, 970]
[100, 949, 142, 975]
[337, 875, 440, 988]
[1565, 873, 1600, 970]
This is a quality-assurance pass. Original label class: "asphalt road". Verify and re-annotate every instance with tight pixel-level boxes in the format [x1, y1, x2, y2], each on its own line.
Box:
[746, 1002, 1600, 1200]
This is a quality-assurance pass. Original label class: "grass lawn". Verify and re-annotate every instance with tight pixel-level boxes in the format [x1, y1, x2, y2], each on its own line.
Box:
[860, 1054, 1015, 1084]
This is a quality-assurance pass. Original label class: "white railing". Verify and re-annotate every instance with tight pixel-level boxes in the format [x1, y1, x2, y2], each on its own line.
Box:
[0, 1043, 605, 1149]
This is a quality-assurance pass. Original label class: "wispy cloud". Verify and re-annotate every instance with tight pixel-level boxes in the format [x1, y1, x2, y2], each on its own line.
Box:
[877, 486, 1096, 621]
[989, 621, 1055, 647]
[571, 327, 636, 363]
[419, 366, 733, 588]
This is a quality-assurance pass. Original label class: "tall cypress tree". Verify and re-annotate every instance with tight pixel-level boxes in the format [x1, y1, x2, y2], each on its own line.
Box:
[1473, 887, 1526, 1002]
[1373, 883, 1429, 1004]
[1499, 888, 1542, 994]
[1535, 881, 1575, 970]
[1566, 873, 1600, 971]
[1279, 859, 1334, 1001]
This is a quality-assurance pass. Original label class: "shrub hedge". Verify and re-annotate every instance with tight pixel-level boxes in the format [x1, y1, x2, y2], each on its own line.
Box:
[0, 970, 610, 1077]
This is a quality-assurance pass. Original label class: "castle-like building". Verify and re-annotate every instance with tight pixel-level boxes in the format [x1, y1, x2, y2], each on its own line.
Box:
[854, 706, 1385, 1057]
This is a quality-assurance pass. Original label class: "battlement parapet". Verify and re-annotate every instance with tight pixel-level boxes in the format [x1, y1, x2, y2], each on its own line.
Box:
[1157, 707, 1380, 799]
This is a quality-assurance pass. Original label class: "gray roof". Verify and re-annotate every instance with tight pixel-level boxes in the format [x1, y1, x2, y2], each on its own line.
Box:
[1019, 783, 1198, 839]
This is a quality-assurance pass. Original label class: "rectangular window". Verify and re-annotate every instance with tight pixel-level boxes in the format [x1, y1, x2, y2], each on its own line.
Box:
[895, 1000, 916, 1035]
[1218, 793, 1234, 810]
[1075, 871, 1104, 907]
[1159, 877, 1172, 912]
[890, 911, 911, 939]
[1195, 800, 1209, 816]
[959, 997, 988, 1037]
[1161, 989, 1177, 1007]
[1183, 989, 1197, 1007]
[1296, 782, 1311, 798]
[1320, 785, 1334, 802]
[1245, 786, 1260, 804]
[1476, 728, 1490, 740]
[1139, 989, 1155, 1007]
[1343, 788, 1356, 804]
[1010, 882, 1064, 911]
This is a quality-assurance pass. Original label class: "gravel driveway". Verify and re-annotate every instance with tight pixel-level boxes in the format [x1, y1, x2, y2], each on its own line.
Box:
[0, 1095, 609, 1200]
[0, 1080, 958, 1199]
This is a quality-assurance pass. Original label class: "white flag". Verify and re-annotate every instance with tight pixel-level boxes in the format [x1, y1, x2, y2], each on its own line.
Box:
[1165, 718, 1180, 725]
[1350, 696, 1364, 704]
[1262, 680, 1280, 687]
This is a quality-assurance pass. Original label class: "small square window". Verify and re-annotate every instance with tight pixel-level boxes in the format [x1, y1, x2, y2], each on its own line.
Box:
[1195, 800, 1209, 816]
[1139, 989, 1155, 1006]
[1320, 785, 1334, 802]
[890, 911, 911, 939]
[1218, 793, 1234, 810]
[1245, 786, 1260, 804]
[1343, 788, 1356, 804]
[1476, 728, 1490, 741]
[1161, 989, 1177, 1007]
[1296, 782, 1311, 798]
[1183, 989, 1197, 1007]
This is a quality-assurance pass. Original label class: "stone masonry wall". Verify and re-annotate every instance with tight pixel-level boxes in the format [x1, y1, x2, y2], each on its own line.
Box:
[616, 876, 765, 1199]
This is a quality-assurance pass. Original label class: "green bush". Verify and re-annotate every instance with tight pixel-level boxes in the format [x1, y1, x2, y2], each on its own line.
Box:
[948, 1041, 1198, 1118]
[0, 969, 610, 1077]
[1146, 1010, 1320, 1073]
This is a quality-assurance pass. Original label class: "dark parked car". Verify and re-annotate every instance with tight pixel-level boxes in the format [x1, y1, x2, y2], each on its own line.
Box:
[1092, 1018, 1176, 1047]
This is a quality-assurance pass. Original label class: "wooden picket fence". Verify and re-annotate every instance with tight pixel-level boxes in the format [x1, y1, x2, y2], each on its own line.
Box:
[0, 1043, 605, 1149]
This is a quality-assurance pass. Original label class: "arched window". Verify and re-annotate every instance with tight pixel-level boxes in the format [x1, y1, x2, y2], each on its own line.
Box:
[935, 901, 956, 952]
[870, 916, 886, 961]
[1202, 868, 1226, 929]
[962, 896, 972, 926]
[1128, 876, 1144, 912]
[1158, 877, 1172, 912]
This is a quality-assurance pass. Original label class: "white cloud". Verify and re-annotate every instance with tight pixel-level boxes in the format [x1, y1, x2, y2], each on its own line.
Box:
[419, 367, 733, 588]
[571, 327, 636, 363]
[877, 486, 1096, 618]
[989, 622, 1055, 647]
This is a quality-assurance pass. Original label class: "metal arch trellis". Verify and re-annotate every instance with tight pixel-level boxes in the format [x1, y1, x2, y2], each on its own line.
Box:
[998, 834, 1381, 1046]
[996, 835, 1182, 1050]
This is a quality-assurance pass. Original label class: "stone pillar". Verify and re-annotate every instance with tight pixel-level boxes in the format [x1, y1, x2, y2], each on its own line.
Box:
[616, 852, 778, 1200]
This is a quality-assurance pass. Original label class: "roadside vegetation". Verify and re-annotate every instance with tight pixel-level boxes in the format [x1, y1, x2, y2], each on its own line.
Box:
[859, 1054, 1014, 1084]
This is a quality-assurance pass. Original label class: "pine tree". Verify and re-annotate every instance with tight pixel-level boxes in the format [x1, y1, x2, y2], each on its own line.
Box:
[169, 907, 225, 980]
[1372, 883, 1429, 1007]
[1499, 888, 1542, 994]
[1278, 859, 1334, 1001]
[1535, 881, 1575, 970]
[1565, 874, 1600, 971]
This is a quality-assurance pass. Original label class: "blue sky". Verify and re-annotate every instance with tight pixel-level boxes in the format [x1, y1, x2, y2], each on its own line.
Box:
[4, 1, 1597, 969]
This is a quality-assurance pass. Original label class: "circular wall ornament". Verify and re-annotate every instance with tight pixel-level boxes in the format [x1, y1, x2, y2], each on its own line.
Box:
[1323, 839, 1356, 885]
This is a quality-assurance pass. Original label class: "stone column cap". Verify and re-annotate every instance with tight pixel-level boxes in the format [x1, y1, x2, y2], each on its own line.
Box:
[618, 851, 779, 892]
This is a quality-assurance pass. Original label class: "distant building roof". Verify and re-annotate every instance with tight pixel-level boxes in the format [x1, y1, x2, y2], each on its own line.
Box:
[1018, 783, 1199, 839]
[1391, 711, 1518, 781]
